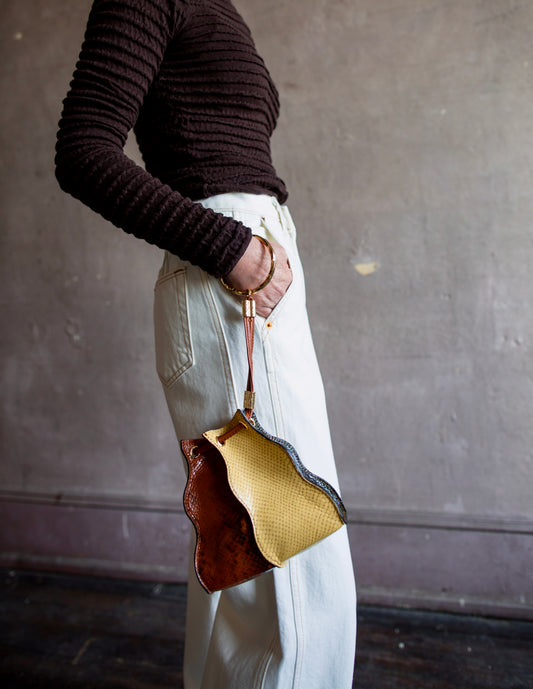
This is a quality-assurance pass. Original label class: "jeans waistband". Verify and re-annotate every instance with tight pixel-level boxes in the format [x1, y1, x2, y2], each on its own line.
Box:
[195, 192, 286, 224]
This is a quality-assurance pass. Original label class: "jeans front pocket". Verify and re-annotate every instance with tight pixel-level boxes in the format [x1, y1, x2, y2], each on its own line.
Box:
[153, 267, 194, 388]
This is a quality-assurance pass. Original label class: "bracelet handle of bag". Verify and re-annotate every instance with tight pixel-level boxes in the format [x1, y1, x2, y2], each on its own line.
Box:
[220, 235, 276, 296]
[220, 235, 277, 418]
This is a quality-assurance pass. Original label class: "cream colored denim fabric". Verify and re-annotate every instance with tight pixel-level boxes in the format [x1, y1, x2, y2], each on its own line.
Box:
[153, 193, 357, 689]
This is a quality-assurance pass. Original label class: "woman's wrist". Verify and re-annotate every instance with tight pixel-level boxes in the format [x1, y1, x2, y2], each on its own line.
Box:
[224, 235, 275, 294]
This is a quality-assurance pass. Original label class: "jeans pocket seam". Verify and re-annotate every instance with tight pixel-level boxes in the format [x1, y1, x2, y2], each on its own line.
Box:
[153, 268, 194, 388]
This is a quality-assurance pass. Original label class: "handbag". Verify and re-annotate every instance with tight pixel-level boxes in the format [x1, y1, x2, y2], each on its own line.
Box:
[181, 236, 346, 593]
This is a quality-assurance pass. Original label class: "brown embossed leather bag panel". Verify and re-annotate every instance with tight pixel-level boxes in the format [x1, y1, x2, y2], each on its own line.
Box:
[181, 438, 273, 594]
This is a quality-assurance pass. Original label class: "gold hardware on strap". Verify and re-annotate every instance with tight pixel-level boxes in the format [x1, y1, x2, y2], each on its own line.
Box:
[220, 235, 276, 296]
[243, 390, 256, 410]
[242, 296, 256, 318]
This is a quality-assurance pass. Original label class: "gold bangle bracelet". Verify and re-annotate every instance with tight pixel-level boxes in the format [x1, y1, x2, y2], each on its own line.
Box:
[220, 235, 277, 296]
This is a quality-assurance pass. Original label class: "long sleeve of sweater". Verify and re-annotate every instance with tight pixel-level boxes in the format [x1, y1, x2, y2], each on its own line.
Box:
[55, 0, 252, 278]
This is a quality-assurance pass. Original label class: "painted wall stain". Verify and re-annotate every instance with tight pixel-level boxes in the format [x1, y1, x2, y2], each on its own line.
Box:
[354, 261, 379, 276]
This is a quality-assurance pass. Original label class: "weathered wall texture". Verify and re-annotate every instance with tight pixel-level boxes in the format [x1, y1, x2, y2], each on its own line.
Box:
[1, 0, 532, 618]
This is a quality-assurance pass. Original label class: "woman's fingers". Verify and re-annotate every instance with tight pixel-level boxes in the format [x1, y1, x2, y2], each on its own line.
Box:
[253, 246, 292, 316]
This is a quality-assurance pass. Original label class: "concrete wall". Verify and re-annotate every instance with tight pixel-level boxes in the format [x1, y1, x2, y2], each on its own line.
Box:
[1, 0, 532, 618]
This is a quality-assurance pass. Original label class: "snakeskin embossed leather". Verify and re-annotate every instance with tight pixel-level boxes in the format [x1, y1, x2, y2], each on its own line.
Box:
[182, 438, 273, 593]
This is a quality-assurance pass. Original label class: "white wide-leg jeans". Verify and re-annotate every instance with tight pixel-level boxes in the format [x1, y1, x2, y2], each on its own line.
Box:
[153, 193, 357, 689]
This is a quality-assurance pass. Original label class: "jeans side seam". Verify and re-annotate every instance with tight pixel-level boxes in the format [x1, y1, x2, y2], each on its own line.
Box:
[260, 337, 285, 439]
[288, 559, 304, 689]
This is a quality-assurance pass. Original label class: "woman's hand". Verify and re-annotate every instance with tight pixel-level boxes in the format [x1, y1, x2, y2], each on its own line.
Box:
[226, 236, 293, 317]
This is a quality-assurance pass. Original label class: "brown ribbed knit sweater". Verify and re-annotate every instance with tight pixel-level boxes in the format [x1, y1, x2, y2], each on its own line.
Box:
[55, 0, 287, 277]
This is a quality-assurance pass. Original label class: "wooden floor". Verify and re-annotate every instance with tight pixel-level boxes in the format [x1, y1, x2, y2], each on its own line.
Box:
[0, 569, 531, 688]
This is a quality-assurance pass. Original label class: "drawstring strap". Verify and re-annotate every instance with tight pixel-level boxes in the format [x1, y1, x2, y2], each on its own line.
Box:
[242, 295, 256, 418]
